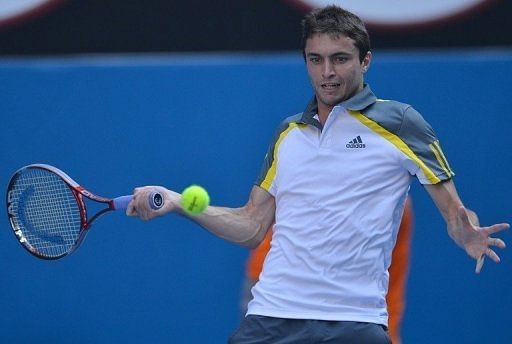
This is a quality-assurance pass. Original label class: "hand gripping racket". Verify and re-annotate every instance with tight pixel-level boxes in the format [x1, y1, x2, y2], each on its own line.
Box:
[6, 164, 163, 260]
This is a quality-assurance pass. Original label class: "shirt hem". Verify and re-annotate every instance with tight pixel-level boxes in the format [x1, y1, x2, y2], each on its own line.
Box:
[246, 307, 388, 326]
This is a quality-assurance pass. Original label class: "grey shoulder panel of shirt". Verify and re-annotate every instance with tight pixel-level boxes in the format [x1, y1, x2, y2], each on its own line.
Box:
[254, 112, 304, 188]
[361, 100, 454, 182]
[362, 99, 437, 147]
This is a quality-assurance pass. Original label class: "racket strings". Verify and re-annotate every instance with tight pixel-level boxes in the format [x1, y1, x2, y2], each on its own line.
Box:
[9, 168, 82, 257]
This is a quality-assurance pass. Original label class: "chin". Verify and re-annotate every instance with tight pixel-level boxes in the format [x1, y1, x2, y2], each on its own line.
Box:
[319, 95, 345, 107]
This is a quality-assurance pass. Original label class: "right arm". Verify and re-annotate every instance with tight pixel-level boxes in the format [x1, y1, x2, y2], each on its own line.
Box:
[127, 185, 275, 248]
[425, 179, 508, 273]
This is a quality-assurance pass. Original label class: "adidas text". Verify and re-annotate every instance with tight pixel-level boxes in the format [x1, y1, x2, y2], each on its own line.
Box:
[346, 143, 366, 148]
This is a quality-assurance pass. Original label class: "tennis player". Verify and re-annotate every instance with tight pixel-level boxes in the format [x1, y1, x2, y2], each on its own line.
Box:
[128, 5, 508, 343]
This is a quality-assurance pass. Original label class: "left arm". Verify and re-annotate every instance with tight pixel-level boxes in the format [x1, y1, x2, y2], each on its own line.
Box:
[425, 179, 509, 273]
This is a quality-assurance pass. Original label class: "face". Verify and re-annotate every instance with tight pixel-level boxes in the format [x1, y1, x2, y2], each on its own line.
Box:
[305, 33, 371, 115]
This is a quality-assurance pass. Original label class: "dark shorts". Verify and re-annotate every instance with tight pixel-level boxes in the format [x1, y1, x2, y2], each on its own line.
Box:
[229, 315, 391, 344]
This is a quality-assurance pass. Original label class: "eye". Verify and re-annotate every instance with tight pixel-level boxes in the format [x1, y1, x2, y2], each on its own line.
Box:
[333, 56, 348, 64]
[309, 56, 321, 64]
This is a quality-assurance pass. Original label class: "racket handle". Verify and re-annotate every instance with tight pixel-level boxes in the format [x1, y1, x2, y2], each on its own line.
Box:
[113, 192, 164, 210]
[113, 195, 132, 210]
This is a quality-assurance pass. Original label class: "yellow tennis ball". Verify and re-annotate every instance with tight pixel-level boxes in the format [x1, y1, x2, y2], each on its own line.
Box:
[181, 185, 210, 215]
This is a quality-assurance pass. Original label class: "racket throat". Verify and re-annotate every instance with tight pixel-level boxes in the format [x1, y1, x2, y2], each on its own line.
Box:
[86, 208, 113, 228]
[72, 191, 89, 229]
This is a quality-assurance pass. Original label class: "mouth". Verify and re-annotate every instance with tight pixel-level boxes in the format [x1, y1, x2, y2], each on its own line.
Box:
[321, 82, 341, 90]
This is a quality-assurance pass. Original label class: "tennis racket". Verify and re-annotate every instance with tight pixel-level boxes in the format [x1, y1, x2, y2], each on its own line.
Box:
[6, 164, 163, 260]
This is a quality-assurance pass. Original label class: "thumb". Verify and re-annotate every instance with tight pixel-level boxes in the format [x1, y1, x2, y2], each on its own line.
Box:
[457, 206, 471, 227]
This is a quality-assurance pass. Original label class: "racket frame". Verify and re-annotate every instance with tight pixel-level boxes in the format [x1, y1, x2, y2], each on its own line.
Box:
[6, 164, 122, 259]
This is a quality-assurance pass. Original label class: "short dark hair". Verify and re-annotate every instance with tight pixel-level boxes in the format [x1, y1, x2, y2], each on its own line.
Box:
[301, 5, 371, 62]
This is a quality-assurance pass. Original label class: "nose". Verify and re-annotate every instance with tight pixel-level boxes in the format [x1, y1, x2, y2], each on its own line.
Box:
[322, 60, 335, 78]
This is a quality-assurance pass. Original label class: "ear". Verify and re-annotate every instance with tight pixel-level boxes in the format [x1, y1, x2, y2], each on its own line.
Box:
[361, 51, 372, 73]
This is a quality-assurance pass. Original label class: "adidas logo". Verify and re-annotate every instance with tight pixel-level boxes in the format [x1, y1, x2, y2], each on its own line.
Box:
[346, 135, 366, 148]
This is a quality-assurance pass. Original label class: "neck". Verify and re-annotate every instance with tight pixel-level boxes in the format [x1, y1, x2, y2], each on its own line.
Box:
[317, 102, 333, 126]
[316, 83, 365, 125]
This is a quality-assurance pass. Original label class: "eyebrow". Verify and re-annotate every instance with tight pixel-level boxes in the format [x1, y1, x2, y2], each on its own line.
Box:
[306, 52, 352, 58]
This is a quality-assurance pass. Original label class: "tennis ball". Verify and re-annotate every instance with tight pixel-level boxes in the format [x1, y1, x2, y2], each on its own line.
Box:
[181, 185, 210, 215]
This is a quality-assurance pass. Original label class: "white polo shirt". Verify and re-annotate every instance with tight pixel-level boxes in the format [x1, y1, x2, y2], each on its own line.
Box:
[249, 85, 453, 325]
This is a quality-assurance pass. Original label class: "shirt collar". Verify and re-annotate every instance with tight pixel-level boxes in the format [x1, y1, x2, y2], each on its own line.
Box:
[299, 84, 377, 126]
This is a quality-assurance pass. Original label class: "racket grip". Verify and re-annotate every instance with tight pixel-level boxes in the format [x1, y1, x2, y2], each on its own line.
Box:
[113, 195, 132, 210]
[113, 192, 164, 210]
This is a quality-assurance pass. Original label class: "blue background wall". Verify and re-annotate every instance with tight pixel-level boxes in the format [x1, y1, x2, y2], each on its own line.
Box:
[1, 50, 511, 343]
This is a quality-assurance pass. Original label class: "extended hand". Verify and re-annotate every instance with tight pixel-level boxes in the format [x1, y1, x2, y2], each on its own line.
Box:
[127, 186, 175, 220]
[457, 206, 509, 273]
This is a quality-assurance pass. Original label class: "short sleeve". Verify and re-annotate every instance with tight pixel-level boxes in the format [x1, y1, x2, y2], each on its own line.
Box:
[398, 106, 455, 184]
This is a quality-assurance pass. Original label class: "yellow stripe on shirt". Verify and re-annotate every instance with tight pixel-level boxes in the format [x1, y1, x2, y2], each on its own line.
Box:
[430, 140, 455, 177]
[260, 123, 303, 191]
[349, 110, 441, 184]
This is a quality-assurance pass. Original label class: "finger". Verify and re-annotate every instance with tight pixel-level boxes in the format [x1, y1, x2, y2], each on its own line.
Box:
[482, 223, 510, 236]
[126, 201, 137, 216]
[489, 237, 506, 249]
[141, 211, 152, 221]
[475, 255, 485, 274]
[485, 248, 501, 263]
